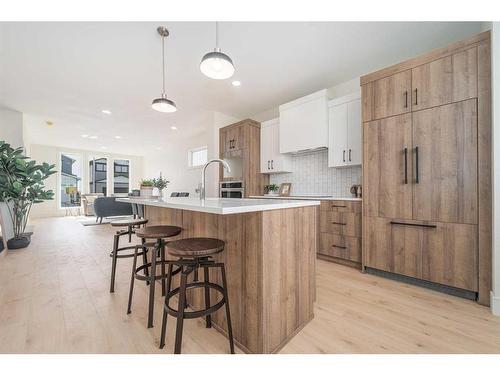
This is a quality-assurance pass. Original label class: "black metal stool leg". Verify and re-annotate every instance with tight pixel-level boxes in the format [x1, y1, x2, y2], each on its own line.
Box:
[174, 269, 189, 354]
[159, 263, 173, 349]
[127, 246, 139, 314]
[203, 266, 212, 328]
[141, 238, 150, 285]
[128, 225, 132, 242]
[220, 264, 235, 354]
[160, 242, 166, 296]
[147, 243, 158, 328]
[110, 233, 119, 293]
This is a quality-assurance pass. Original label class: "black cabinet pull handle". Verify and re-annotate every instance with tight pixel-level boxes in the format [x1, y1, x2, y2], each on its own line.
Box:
[267, 160, 270, 170]
[415, 146, 419, 184]
[414, 88, 418, 106]
[390, 221, 436, 229]
[404, 147, 408, 184]
[343, 150, 345, 162]
[331, 222, 346, 226]
[404, 91, 408, 108]
[271, 160, 274, 169]
[331, 205, 347, 208]
[348, 149, 351, 162]
[332, 245, 347, 249]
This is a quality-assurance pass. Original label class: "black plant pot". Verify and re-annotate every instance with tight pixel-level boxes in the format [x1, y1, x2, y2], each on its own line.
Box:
[7, 234, 31, 249]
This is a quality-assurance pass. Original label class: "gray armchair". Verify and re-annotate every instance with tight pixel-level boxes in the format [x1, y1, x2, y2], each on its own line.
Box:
[93, 197, 133, 223]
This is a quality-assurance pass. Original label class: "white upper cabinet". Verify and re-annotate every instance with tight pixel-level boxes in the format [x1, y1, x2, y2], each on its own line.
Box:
[328, 93, 362, 168]
[279, 89, 329, 153]
[260, 118, 292, 174]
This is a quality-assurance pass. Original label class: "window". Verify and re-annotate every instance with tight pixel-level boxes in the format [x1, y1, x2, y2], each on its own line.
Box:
[188, 146, 208, 168]
[89, 157, 108, 195]
[113, 159, 130, 194]
[60, 153, 82, 208]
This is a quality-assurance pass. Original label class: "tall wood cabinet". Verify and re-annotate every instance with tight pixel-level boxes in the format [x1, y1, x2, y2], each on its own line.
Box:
[219, 119, 268, 197]
[361, 31, 491, 305]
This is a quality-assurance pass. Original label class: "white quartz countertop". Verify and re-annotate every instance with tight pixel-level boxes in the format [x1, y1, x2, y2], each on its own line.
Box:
[117, 197, 320, 215]
[250, 195, 362, 201]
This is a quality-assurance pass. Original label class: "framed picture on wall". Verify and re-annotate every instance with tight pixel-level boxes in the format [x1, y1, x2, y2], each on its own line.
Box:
[279, 183, 291, 197]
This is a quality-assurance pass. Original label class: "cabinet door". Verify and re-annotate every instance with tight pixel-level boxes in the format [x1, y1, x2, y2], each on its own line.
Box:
[412, 48, 477, 111]
[328, 103, 348, 167]
[421, 222, 478, 291]
[372, 70, 411, 120]
[363, 113, 413, 219]
[346, 98, 361, 165]
[260, 125, 273, 173]
[412, 100, 478, 224]
[363, 216, 422, 278]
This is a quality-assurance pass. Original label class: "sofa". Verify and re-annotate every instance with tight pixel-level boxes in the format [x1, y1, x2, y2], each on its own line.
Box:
[93, 197, 133, 223]
[81, 193, 104, 216]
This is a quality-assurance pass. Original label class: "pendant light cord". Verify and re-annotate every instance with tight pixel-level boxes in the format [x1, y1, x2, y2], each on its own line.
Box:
[215, 21, 219, 50]
[161, 33, 165, 96]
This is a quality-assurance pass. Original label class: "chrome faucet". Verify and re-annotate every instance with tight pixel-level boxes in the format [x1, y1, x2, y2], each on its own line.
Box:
[200, 158, 231, 200]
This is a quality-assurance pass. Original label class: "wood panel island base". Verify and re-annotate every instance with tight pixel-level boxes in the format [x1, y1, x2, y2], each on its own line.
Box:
[124, 198, 318, 354]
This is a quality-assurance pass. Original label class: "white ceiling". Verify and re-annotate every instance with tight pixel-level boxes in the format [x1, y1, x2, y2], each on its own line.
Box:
[0, 22, 482, 155]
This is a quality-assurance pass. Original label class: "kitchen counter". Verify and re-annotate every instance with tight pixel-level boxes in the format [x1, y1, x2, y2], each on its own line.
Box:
[123, 196, 317, 354]
[117, 197, 319, 215]
[250, 195, 362, 201]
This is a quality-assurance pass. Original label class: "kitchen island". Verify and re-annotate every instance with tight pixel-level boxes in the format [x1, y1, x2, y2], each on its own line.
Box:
[117, 197, 319, 354]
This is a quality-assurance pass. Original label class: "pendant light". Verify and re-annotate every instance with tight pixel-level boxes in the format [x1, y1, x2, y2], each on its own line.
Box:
[200, 22, 235, 80]
[152, 26, 177, 113]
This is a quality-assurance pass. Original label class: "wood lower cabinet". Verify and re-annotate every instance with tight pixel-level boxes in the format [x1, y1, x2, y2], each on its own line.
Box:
[319, 200, 362, 268]
[364, 217, 478, 291]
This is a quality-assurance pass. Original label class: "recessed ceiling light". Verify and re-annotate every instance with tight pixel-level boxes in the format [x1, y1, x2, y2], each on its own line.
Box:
[232, 80, 241, 87]
[114, 135, 122, 139]
[170, 126, 177, 130]
[81, 134, 89, 138]
[89, 135, 98, 139]
[102, 109, 112, 115]
[46, 121, 54, 127]
[155, 147, 162, 150]
[100, 146, 107, 150]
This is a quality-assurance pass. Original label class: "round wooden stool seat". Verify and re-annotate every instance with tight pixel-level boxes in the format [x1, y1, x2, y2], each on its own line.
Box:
[110, 218, 148, 227]
[136, 225, 182, 239]
[166, 237, 225, 257]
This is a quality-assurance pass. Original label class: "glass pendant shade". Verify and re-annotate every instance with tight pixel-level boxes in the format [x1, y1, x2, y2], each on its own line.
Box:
[152, 94, 177, 113]
[200, 49, 235, 80]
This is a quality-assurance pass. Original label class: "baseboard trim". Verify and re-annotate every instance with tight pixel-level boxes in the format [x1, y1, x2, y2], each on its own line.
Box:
[491, 291, 500, 315]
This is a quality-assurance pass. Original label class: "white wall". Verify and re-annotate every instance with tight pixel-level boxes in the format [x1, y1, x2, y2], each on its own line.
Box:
[142, 111, 240, 199]
[27, 143, 143, 218]
[491, 22, 500, 315]
[0, 108, 24, 148]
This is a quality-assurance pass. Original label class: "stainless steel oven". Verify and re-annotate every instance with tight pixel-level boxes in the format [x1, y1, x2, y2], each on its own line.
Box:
[219, 181, 244, 198]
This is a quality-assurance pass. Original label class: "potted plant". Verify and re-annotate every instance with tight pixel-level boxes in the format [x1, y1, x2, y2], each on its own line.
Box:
[139, 179, 154, 198]
[152, 173, 170, 199]
[264, 184, 280, 196]
[0, 141, 56, 249]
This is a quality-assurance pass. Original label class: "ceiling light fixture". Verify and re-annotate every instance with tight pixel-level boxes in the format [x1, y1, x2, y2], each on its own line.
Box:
[102, 109, 112, 115]
[114, 135, 122, 139]
[81, 134, 89, 138]
[152, 26, 177, 113]
[46, 121, 54, 127]
[231, 80, 241, 87]
[200, 22, 235, 80]
[170, 126, 177, 130]
[89, 135, 98, 139]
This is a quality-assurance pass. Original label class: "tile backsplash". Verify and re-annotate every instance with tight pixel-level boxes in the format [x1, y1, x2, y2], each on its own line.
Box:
[270, 149, 361, 197]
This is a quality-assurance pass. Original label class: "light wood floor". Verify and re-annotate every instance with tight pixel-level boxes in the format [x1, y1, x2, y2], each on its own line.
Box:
[1, 216, 499, 354]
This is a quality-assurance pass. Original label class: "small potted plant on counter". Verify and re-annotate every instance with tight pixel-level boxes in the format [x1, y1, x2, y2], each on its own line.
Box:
[0, 141, 56, 249]
[152, 173, 170, 199]
[264, 184, 280, 196]
[139, 179, 154, 198]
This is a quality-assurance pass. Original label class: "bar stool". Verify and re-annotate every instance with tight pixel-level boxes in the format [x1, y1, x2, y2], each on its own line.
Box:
[159, 237, 234, 354]
[109, 217, 149, 293]
[127, 225, 182, 328]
